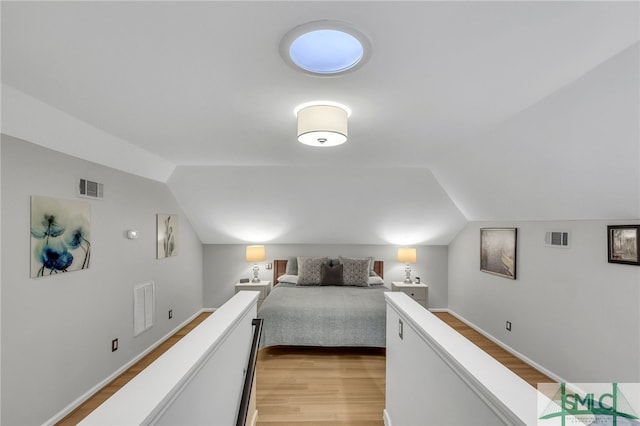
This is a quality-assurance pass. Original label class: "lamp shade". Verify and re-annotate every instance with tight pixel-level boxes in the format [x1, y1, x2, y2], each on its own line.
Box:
[245, 245, 266, 262]
[397, 247, 417, 264]
[296, 104, 348, 147]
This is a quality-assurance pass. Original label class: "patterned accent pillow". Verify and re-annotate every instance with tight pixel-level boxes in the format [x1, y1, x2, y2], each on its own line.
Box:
[320, 263, 344, 286]
[341, 257, 378, 276]
[297, 256, 328, 285]
[339, 257, 370, 287]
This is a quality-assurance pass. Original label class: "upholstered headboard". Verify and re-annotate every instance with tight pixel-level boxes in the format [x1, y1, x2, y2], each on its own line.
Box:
[273, 258, 384, 286]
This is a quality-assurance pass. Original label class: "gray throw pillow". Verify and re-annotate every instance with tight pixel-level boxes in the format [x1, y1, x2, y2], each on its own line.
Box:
[320, 263, 344, 286]
[339, 256, 370, 287]
[297, 256, 328, 285]
[368, 256, 378, 276]
[285, 256, 298, 275]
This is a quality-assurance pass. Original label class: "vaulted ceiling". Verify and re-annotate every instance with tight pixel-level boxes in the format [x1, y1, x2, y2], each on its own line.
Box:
[2, 1, 638, 244]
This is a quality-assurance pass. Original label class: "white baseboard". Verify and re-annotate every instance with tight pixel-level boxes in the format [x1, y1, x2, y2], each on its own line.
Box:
[44, 308, 214, 425]
[383, 408, 392, 426]
[249, 409, 258, 426]
[444, 308, 567, 384]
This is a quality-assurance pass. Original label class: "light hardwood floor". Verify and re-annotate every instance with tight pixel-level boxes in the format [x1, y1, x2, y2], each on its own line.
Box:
[255, 313, 556, 425]
[431, 312, 555, 388]
[57, 310, 554, 425]
[256, 346, 386, 426]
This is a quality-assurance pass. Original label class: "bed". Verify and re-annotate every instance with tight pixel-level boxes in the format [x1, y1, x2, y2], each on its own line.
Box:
[257, 257, 388, 348]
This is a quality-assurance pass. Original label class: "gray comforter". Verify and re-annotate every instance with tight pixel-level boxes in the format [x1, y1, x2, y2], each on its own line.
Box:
[257, 283, 388, 348]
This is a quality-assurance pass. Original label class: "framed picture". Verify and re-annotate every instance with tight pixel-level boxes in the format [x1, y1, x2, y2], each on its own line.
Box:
[157, 213, 178, 259]
[607, 225, 640, 266]
[480, 228, 517, 279]
[30, 196, 91, 277]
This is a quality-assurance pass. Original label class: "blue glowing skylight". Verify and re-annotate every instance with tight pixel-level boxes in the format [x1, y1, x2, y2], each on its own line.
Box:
[289, 29, 364, 74]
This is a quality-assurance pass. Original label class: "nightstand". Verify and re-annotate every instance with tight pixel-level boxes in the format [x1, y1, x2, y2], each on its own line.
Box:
[391, 281, 428, 309]
[235, 281, 271, 309]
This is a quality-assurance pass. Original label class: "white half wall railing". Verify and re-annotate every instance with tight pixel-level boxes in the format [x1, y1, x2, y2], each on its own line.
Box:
[384, 292, 547, 426]
[80, 291, 260, 425]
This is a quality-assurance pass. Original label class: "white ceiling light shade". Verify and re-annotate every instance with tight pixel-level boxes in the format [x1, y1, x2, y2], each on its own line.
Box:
[280, 20, 372, 76]
[295, 102, 351, 147]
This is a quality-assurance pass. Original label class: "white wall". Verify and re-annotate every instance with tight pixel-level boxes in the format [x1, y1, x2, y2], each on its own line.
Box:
[0, 129, 3, 424]
[0, 136, 204, 425]
[448, 220, 640, 383]
[80, 292, 258, 426]
[203, 244, 448, 309]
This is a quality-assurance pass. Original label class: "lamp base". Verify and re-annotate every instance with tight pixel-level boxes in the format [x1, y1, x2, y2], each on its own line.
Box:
[252, 264, 260, 283]
[404, 263, 412, 283]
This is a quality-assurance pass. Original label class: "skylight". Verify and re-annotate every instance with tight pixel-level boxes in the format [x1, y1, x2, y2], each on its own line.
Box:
[280, 21, 371, 76]
[289, 29, 364, 74]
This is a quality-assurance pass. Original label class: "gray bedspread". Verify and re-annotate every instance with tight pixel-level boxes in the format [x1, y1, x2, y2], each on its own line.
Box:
[257, 283, 388, 348]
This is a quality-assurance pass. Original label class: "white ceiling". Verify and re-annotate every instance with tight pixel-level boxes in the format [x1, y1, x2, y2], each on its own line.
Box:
[2, 1, 639, 245]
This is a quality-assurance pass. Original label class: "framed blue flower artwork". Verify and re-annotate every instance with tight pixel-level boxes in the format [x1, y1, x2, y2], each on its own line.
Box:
[30, 196, 91, 277]
[157, 213, 178, 259]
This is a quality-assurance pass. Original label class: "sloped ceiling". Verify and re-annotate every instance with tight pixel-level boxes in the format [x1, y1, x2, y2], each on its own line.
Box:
[168, 165, 466, 244]
[2, 1, 638, 244]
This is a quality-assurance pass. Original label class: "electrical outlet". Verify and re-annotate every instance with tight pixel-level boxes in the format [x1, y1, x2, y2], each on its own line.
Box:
[112, 338, 118, 352]
[398, 319, 403, 339]
[169, 309, 173, 319]
[506, 321, 512, 331]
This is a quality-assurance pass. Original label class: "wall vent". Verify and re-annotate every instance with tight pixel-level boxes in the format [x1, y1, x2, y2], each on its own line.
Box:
[134, 282, 155, 336]
[78, 178, 104, 200]
[545, 231, 570, 248]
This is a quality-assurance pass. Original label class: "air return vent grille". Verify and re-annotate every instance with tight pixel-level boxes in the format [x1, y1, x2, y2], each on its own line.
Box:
[544, 231, 570, 248]
[78, 178, 104, 200]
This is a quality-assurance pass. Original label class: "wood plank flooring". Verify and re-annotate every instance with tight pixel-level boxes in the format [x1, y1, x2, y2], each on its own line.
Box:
[256, 346, 386, 426]
[56, 310, 554, 425]
[431, 312, 555, 388]
[56, 311, 212, 425]
[254, 313, 556, 425]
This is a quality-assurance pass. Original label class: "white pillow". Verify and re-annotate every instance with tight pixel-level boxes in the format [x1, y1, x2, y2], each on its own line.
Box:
[277, 274, 298, 284]
[368, 276, 384, 286]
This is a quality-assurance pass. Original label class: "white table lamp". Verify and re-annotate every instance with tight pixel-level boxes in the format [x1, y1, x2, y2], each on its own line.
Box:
[397, 247, 417, 283]
[246, 245, 266, 283]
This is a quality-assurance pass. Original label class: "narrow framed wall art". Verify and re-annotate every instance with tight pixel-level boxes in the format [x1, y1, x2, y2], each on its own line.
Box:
[157, 213, 178, 259]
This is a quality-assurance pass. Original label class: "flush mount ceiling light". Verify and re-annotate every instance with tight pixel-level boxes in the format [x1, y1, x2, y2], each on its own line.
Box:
[295, 101, 351, 147]
[280, 21, 372, 76]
